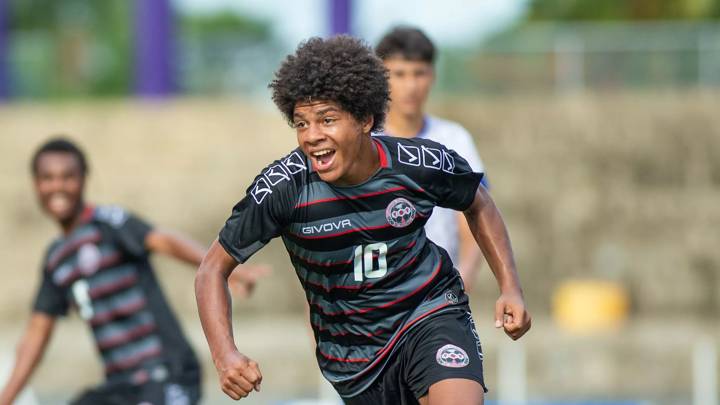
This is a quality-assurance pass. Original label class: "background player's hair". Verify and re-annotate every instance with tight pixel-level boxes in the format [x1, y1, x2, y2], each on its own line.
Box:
[269, 35, 389, 133]
[376, 26, 436, 64]
[31, 137, 89, 176]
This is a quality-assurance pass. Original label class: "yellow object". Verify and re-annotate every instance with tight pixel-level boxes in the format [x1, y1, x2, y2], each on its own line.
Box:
[552, 279, 629, 333]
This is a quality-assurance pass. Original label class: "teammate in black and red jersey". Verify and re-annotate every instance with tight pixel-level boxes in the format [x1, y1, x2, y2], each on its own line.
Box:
[195, 36, 531, 405]
[0, 138, 268, 405]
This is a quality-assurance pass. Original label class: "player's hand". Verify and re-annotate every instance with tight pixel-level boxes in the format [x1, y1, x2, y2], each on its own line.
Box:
[214, 350, 263, 400]
[495, 290, 531, 340]
[228, 264, 272, 299]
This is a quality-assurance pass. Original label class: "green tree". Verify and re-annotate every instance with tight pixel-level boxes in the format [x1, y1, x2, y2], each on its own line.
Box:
[526, 0, 720, 21]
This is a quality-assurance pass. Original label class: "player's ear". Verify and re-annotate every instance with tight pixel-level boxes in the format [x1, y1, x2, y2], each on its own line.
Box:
[361, 115, 374, 134]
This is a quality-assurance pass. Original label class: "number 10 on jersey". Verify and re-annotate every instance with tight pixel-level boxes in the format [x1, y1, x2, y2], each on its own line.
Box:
[354, 243, 388, 282]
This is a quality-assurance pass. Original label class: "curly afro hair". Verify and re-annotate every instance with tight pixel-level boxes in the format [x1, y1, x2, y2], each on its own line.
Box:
[270, 35, 389, 133]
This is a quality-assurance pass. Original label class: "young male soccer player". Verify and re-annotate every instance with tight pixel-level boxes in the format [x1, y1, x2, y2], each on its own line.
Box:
[195, 36, 531, 404]
[376, 26, 488, 292]
[0, 138, 265, 405]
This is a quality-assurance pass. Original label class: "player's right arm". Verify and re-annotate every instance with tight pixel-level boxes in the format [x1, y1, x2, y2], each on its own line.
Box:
[0, 312, 56, 405]
[196, 153, 300, 400]
[195, 240, 262, 400]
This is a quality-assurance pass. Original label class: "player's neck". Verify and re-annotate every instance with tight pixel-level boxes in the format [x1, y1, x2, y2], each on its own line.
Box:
[334, 135, 380, 187]
[58, 202, 88, 236]
[386, 109, 424, 138]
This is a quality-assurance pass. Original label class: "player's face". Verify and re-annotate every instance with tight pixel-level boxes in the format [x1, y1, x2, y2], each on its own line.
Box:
[384, 57, 434, 117]
[33, 152, 85, 225]
[293, 100, 374, 185]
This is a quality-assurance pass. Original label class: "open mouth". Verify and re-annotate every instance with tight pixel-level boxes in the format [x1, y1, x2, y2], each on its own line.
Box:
[47, 193, 72, 213]
[311, 149, 336, 172]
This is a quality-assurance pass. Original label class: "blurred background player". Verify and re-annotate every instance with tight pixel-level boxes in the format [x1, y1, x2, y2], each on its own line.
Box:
[376, 26, 490, 292]
[0, 138, 267, 405]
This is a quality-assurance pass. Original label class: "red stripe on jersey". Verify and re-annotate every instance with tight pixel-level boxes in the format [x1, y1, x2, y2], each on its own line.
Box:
[292, 238, 415, 270]
[373, 138, 389, 168]
[303, 255, 417, 293]
[312, 259, 442, 317]
[89, 273, 139, 300]
[90, 297, 146, 326]
[289, 223, 392, 240]
[295, 186, 408, 209]
[290, 251, 353, 267]
[97, 323, 156, 350]
[47, 205, 98, 270]
[47, 232, 102, 271]
[318, 303, 452, 373]
[318, 349, 370, 363]
[376, 303, 451, 357]
[351, 302, 452, 378]
[59, 252, 124, 287]
[312, 315, 403, 338]
[105, 345, 162, 373]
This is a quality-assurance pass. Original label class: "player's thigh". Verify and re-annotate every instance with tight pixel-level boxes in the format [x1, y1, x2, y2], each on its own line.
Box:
[418, 378, 484, 405]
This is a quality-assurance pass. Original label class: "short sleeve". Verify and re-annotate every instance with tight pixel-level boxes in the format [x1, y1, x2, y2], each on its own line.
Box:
[32, 255, 69, 317]
[453, 127, 489, 189]
[219, 172, 296, 264]
[414, 142, 483, 211]
[97, 206, 154, 260]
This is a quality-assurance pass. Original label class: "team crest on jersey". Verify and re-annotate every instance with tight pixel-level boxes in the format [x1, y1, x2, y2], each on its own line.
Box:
[385, 198, 416, 228]
[77, 243, 102, 276]
[436, 344, 470, 368]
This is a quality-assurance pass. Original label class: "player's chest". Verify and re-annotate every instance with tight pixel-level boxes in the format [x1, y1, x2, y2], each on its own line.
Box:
[287, 179, 433, 242]
[47, 230, 124, 289]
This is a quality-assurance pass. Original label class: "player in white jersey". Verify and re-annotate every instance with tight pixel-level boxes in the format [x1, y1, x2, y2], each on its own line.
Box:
[376, 26, 488, 291]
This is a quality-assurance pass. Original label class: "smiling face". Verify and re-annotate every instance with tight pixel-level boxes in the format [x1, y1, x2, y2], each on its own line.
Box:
[384, 56, 434, 118]
[293, 100, 376, 186]
[33, 152, 85, 227]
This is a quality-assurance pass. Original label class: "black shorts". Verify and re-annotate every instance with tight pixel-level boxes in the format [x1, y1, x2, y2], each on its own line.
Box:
[71, 377, 200, 405]
[343, 308, 487, 405]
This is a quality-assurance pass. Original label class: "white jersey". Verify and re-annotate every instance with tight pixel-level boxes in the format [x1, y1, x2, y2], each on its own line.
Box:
[417, 116, 487, 264]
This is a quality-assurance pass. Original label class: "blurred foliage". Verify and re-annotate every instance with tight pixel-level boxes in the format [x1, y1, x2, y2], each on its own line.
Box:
[526, 0, 720, 21]
[6, 1, 271, 98]
[10, 0, 131, 97]
[180, 10, 271, 40]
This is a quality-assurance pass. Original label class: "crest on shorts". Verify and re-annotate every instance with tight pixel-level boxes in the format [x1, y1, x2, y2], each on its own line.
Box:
[385, 198, 416, 228]
[444, 290, 459, 304]
[436, 344, 470, 368]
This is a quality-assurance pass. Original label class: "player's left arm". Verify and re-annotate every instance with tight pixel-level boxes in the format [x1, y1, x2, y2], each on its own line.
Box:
[145, 229, 271, 296]
[456, 211, 485, 292]
[463, 186, 531, 340]
[453, 128, 488, 291]
[145, 229, 206, 266]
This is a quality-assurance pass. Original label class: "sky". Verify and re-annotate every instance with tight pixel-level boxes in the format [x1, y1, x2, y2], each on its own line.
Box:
[174, 0, 530, 47]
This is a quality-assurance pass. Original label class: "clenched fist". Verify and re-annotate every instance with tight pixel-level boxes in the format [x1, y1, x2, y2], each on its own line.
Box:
[495, 290, 531, 340]
[214, 351, 263, 400]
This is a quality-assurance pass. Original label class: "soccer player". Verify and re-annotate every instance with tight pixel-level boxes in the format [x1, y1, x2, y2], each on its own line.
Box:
[0, 138, 266, 405]
[376, 26, 488, 292]
[195, 36, 531, 404]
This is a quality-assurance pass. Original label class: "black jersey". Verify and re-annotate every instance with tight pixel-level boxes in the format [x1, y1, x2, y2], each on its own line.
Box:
[33, 205, 199, 386]
[218, 135, 483, 396]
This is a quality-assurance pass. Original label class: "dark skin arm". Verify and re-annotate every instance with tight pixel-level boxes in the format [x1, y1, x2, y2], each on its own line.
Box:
[456, 211, 485, 292]
[0, 313, 55, 405]
[463, 186, 531, 340]
[195, 239, 262, 401]
[146, 229, 271, 297]
[146, 228, 206, 266]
